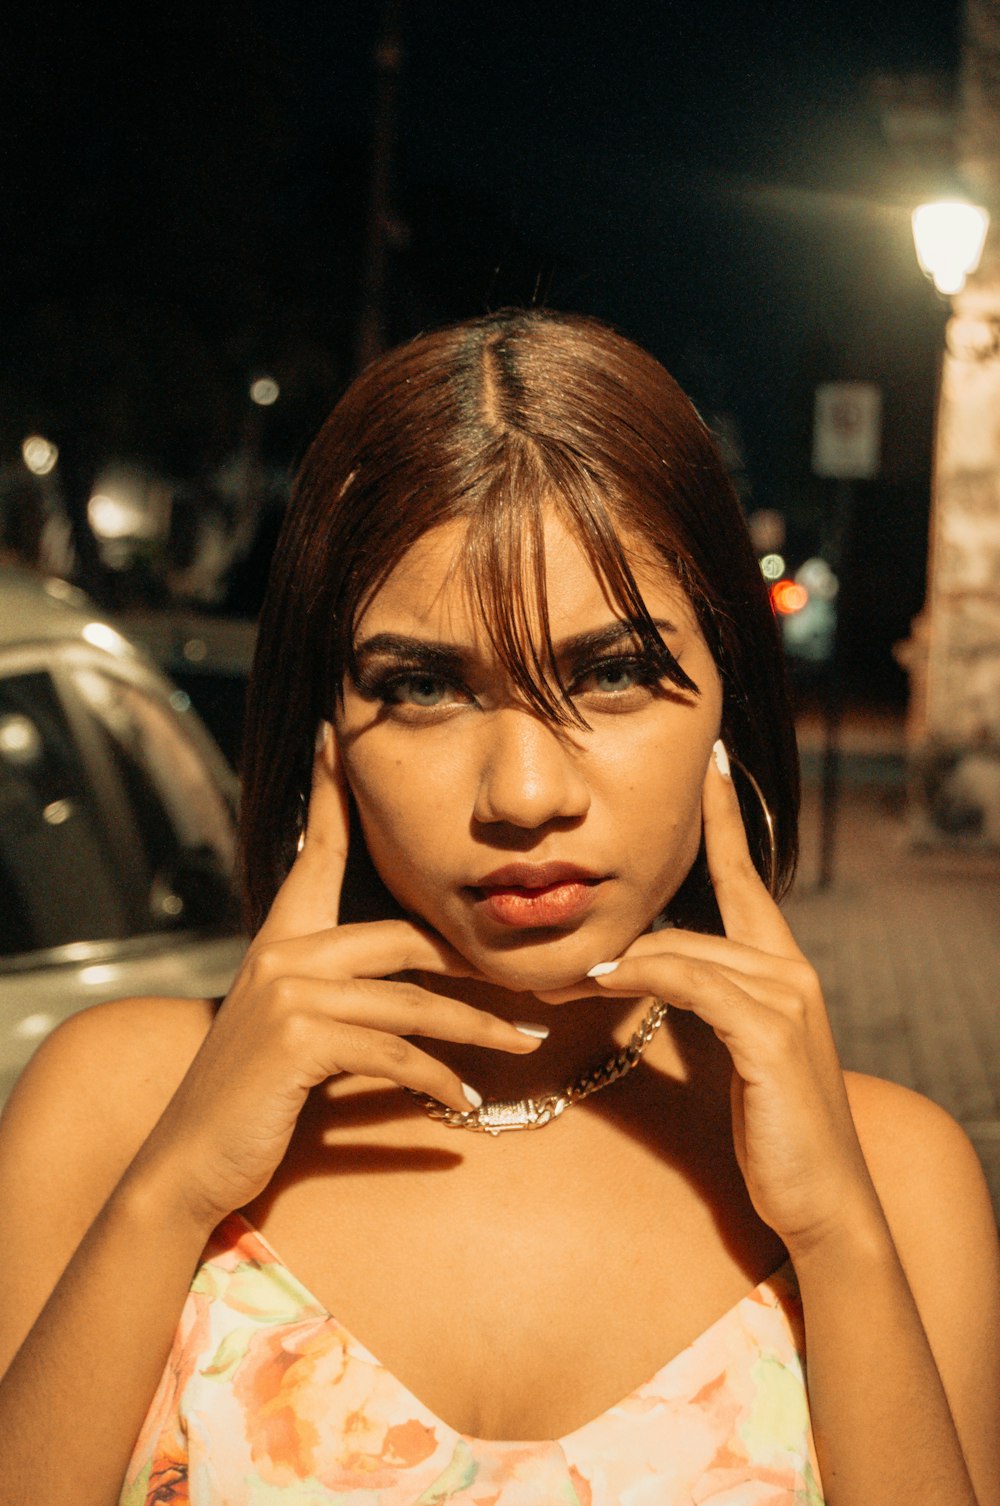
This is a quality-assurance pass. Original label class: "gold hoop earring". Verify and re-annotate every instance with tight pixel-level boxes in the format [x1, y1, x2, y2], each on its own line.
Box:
[727, 753, 778, 897]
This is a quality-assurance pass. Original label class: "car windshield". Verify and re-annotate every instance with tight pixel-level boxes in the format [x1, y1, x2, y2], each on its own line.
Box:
[0, 665, 239, 962]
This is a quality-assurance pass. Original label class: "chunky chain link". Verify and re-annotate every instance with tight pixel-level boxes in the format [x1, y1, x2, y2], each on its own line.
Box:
[405, 999, 669, 1135]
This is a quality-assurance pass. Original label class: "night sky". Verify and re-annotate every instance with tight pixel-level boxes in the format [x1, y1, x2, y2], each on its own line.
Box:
[1, 0, 963, 698]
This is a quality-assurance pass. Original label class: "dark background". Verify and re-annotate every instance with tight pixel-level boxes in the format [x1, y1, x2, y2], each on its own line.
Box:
[0, 1, 962, 706]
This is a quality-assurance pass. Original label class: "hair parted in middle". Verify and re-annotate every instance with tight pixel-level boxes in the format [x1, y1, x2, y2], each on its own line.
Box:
[238, 306, 799, 937]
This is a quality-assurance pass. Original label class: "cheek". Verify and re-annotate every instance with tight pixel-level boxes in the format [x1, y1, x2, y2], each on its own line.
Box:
[605, 722, 716, 897]
[341, 744, 454, 890]
[632, 769, 703, 883]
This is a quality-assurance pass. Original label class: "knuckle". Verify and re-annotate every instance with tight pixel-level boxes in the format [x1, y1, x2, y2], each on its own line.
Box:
[378, 1032, 411, 1068]
[782, 990, 808, 1026]
[266, 975, 300, 1012]
[791, 959, 822, 1000]
[246, 943, 284, 986]
[676, 957, 711, 992]
[276, 1005, 313, 1050]
[402, 983, 430, 1012]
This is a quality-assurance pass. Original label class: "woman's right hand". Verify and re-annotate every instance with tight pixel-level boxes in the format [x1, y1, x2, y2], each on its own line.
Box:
[133, 724, 542, 1232]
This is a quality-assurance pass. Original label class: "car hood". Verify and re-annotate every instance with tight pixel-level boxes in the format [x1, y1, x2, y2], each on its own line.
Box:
[0, 931, 247, 1105]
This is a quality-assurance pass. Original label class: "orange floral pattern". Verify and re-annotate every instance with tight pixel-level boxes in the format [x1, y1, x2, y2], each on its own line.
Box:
[121, 1214, 825, 1504]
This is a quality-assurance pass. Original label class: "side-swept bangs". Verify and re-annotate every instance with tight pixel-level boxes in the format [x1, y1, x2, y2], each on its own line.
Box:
[341, 442, 701, 734]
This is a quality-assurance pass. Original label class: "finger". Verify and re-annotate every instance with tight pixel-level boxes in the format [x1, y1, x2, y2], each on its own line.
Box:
[249, 918, 485, 984]
[530, 915, 811, 1008]
[588, 955, 800, 1014]
[589, 954, 790, 1082]
[615, 924, 809, 977]
[267, 975, 547, 1055]
[310, 1021, 484, 1115]
[256, 721, 351, 944]
[703, 742, 799, 958]
[533, 957, 798, 1010]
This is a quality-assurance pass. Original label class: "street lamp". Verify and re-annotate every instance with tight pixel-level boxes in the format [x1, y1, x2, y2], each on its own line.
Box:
[903, 187, 1000, 848]
[911, 199, 990, 295]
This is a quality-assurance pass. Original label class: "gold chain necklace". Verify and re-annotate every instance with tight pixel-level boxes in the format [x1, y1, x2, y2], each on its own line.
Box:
[405, 999, 669, 1136]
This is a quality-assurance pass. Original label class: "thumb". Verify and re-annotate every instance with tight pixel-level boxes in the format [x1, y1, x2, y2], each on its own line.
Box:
[256, 720, 351, 943]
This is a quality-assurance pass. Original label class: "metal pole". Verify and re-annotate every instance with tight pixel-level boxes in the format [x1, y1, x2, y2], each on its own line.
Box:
[818, 478, 855, 889]
[354, 0, 404, 373]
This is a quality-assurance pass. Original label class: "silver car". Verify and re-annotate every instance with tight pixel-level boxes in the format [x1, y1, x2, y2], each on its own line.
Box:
[0, 566, 247, 1103]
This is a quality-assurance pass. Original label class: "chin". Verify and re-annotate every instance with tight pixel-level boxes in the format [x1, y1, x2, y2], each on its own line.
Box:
[463, 930, 630, 995]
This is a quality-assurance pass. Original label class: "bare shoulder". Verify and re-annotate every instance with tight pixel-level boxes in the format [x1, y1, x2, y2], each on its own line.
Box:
[0, 994, 218, 1341]
[842, 1068, 1000, 1341]
[0, 995, 218, 1371]
[843, 1069, 994, 1232]
[843, 1069, 998, 1256]
[842, 1071, 1000, 1494]
[0, 993, 218, 1205]
[1, 993, 217, 1154]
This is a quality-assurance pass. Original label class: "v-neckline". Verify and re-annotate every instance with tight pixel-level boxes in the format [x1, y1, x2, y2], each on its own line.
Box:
[220, 1211, 797, 1450]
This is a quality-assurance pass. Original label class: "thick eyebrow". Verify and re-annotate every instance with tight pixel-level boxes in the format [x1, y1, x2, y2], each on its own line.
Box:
[352, 619, 680, 671]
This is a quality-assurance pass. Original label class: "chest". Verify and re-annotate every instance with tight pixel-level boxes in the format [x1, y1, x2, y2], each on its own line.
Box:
[241, 1111, 786, 1441]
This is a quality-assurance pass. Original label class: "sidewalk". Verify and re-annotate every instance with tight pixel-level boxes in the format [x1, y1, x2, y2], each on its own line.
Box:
[785, 711, 1000, 1222]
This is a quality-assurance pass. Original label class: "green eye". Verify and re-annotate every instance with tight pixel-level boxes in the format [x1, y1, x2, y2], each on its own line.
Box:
[591, 662, 640, 692]
[576, 655, 660, 697]
[393, 675, 451, 707]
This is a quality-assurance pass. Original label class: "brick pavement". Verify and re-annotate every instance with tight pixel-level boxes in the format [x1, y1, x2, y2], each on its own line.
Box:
[784, 715, 1000, 1221]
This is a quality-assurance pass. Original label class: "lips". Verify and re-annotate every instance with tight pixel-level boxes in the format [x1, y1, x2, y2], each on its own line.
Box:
[469, 862, 605, 928]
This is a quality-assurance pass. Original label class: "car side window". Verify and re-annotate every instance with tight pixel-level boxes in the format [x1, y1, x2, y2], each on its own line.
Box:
[68, 667, 238, 934]
[0, 671, 128, 957]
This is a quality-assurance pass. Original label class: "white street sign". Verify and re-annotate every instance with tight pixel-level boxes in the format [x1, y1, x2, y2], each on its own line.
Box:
[812, 382, 882, 480]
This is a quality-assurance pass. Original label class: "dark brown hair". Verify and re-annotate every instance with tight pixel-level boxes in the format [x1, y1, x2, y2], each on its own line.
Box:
[238, 308, 799, 936]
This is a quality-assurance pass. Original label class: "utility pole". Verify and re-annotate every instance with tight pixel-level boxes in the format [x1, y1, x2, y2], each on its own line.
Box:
[354, 0, 404, 374]
[906, 0, 1000, 846]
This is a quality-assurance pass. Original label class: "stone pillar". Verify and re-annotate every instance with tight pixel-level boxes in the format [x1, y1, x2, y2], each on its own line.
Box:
[906, 0, 1000, 846]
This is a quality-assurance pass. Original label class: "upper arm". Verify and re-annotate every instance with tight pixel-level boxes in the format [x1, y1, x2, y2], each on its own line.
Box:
[0, 995, 213, 1376]
[846, 1071, 1000, 1503]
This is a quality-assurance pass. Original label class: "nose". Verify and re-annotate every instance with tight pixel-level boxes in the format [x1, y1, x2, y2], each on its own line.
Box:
[472, 707, 591, 830]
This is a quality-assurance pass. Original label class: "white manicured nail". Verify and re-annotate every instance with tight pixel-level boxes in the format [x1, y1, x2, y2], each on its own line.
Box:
[315, 720, 330, 752]
[712, 739, 731, 778]
[462, 1082, 483, 1108]
[513, 1022, 550, 1039]
[587, 961, 620, 978]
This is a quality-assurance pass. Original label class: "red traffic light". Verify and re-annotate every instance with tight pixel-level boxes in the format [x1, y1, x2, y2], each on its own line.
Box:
[771, 580, 809, 615]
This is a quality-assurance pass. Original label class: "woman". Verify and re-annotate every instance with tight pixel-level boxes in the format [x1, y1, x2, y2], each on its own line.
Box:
[0, 308, 996, 1505]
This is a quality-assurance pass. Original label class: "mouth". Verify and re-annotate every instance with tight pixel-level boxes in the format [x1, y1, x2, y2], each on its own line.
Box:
[468, 863, 606, 930]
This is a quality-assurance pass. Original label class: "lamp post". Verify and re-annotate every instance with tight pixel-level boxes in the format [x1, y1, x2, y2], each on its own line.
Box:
[904, 186, 1000, 844]
[912, 200, 990, 295]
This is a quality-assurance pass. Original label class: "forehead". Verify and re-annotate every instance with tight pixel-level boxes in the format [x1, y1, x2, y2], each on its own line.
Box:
[353, 506, 698, 643]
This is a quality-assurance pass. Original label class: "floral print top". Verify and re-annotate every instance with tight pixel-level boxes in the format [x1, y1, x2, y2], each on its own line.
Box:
[121, 1213, 825, 1504]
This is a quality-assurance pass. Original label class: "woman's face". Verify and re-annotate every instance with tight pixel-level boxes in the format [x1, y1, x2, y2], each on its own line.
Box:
[335, 506, 723, 992]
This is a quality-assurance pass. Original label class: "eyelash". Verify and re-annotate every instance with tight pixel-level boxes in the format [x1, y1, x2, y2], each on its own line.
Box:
[360, 653, 669, 717]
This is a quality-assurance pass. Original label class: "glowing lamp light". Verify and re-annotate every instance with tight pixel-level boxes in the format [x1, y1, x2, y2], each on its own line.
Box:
[760, 552, 785, 581]
[249, 376, 280, 406]
[88, 492, 138, 539]
[82, 621, 129, 656]
[21, 434, 59, 476]
[911, 200, 990, 296]
[771, 580, 809, 616]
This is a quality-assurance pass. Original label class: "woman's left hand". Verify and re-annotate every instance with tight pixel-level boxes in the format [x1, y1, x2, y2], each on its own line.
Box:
[543, 744, 884, 1261]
